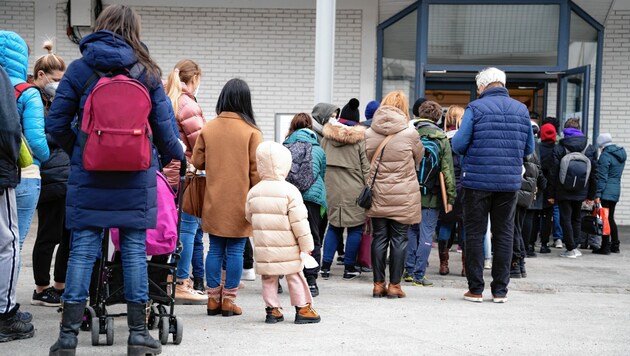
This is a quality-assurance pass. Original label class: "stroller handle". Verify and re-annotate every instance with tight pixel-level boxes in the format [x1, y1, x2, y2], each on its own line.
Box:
[179, 158, 188, 178]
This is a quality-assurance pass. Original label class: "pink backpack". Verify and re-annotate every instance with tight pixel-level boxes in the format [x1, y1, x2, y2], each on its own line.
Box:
[81, 67, 152, 171]
[111, 172, 178, 255]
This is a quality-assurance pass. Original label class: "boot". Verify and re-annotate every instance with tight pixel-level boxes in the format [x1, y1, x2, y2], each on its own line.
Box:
[221, 288, 242, 317]
[461, 254, 466, 277]
[372, 282, 387, 298]
[265, 307, 284, 324]
[126, 303, 161, 356]
[206, 286, 222, 316]
[510, 259, 522, 279]
[294, 304, 320, 324]
[520, 258, 527, 278]
[593, 236, 611, 255]
[192, 277, 204, 292]
[49, 301, 85, 355]
[386, 283, 406, 299]
[438, 241, 450, 275]
[175, 279, 207, 305]
[611, 237, 620, 253]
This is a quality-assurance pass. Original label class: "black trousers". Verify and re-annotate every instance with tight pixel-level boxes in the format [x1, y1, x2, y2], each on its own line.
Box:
[33, 197, 71, 287]
[462, 188, 516, 297]
[243, 238, 254, 270]
[558, 200, 582, 251]
[304, 201, 323, 280]
[522, 209, 541, 249]
[601, 200, 619, 249]
[512, 206, 527, 260]
[538, 206, 553, 246]
[371, 218, 408, 284]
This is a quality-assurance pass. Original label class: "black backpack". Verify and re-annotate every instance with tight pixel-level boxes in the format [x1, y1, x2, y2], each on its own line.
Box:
[284, 141, 316, 192]
[559, 147, 591, 191]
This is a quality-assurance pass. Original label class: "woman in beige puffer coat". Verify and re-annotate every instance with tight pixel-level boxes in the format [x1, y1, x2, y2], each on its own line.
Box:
[246, 141, 320, 324]
[364, 91, 423, 299]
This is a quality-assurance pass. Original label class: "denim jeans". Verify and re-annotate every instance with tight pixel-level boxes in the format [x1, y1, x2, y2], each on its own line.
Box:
[438, 220, 466, 244]
[192, 229, 204, 279]
[406, 208, 439, 280]
[63, 228, 148, 304]
[16, 178, 41, 250]
[206, 235, 246, 289]
[553, 204, 563, 239]
[177, 212, 203, 279]
[462, 188, 516, 297]
[322, 224, 362, 268]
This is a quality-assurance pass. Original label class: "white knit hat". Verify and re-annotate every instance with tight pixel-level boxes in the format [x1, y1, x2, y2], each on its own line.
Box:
[597, 133, 613, 148]
[475, 67, 507, 88]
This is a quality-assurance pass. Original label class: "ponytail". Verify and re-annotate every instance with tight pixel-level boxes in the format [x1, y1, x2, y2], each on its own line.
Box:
[166, 68, 182, 118]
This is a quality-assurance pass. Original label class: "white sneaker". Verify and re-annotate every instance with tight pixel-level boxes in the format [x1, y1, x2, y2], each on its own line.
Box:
[484, 258, 492, 270]
[559, 249, 577, 258]
[574, 248, 583, 257]
[241, 268, 256, 281]
[554, 239, 563, 249]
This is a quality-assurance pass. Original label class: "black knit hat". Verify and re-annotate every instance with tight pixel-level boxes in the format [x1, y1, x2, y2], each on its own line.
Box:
[340, 98, 360, 122]
[412, 97, 427, 118]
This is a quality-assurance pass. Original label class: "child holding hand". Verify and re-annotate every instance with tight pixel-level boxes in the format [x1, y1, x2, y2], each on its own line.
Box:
[246, 141, 321, 324]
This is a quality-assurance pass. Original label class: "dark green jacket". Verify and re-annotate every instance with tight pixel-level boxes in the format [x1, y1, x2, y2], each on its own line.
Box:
[596, 144, 626, 202]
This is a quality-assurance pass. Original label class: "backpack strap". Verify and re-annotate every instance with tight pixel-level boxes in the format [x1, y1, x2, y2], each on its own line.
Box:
[14, 83, 38, 102]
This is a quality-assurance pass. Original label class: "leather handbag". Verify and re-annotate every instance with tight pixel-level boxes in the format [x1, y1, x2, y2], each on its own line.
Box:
[182, 170, 205, 218]
[357, 218, 372, 268]
[357, 135, 394, 209]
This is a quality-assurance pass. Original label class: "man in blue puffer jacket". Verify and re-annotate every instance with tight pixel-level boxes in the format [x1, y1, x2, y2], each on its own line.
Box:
[452, 67, 534, 303]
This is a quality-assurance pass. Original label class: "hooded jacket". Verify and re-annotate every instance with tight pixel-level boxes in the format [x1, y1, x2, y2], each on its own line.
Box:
[311, 103, 340, 141]
[283, 128, 327, 208]
[596, 144, 626, 202]
[46, 30, 184, 229]
[549, 135, 598, 202]
[0, 66, 21, 189]
[246, 142, 314, 276]
[0, 31, 49, 166]
[365, 106, 423, 225]
[321, 121, 369, 227]
[517, 152, 546, 209]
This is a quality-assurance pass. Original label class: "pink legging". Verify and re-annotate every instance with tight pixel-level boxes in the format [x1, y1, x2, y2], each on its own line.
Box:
[261, 273, 312, 308]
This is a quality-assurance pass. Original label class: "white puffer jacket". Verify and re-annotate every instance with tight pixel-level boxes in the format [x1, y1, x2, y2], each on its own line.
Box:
[245, 141, 314, 276]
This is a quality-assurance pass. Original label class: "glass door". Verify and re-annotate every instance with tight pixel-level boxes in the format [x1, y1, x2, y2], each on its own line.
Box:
[558, 65, 590, 135]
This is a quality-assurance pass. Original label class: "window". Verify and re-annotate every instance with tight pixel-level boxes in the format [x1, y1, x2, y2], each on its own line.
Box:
[382, 10, 417, 100]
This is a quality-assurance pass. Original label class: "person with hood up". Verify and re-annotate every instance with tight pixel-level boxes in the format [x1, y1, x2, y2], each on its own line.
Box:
[594, 133, 626, 254]
[365, 90, 423, 299]
[311, 102, 340, 141]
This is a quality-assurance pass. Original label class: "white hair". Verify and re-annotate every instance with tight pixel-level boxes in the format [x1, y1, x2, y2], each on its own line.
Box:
[475, 67, 506, 88]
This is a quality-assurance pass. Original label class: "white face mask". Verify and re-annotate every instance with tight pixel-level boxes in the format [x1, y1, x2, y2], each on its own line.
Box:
[44, 82, 59, 97]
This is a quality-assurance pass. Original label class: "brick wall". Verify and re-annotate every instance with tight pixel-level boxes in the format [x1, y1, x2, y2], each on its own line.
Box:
[601, 10, 630, 224]
[0, 1, 35, 71]
[51, 3, 362, 141]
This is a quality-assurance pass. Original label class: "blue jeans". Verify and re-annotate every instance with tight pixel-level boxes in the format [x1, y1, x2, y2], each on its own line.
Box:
[63, 228, 148, 304]
[206, 235, 246, 289]
[176, 212, 203, 279]
[406, 208, 439, 280]
[438, 220, 466, 243]
[322, 224, 362, 268]
[192, 228, 204, 279]
[16, 178, 41, 250]
[553, 204, 563, 240]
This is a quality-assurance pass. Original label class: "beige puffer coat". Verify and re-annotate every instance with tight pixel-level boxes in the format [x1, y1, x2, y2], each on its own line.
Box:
[365, 106, 423, 225]
[245, 141, 314, 276]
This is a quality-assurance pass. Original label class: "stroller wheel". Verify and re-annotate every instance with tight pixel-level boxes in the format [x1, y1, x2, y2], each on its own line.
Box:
[106, 317, 114, 346]
[158, 317, 170, 345]
[82, 306, 96, 331]
[91, 317, 100, 346]
[148, 305, 159, 330]
[172, 316, 183, 345]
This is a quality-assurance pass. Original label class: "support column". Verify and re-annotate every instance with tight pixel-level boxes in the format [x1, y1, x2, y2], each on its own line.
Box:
[314, 0, 336, 104]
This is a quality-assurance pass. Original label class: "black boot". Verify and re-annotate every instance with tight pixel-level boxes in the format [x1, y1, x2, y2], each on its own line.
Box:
[49, 302, 85, 355]
[510, 259, 521, 279]
[610, 237, 620, 253]
[593, 236, 611, 255]
[127, 303, 161, 356]
[192, 277, 205, 292]
[519, 258, 527, 278]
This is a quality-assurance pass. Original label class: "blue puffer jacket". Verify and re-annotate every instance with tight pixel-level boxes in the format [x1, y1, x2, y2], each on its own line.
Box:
[283, 128, 327, 208]
[47, 31, 184, 229]
[596, 144, 626, 202]
[0, 31, 49, 165]
[452, 87, 533, 192]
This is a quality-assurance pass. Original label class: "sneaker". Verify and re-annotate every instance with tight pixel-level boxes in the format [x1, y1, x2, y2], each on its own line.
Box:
[342, 269, 361, 280]
[574, 249, 583, 257]
[463, 291, 483, 303]
[492, 295, 508, 303]
[484, 258, 492, 270]
[526, 247, 537, 258]
[336, 255, 345, 265]
[412, 276, 433, 287]
[175, 280, 207, 305]
[540, 245, 551, 254]
[31, 287, 61, 307]
[510, 261, 522, 279]
[0, 312, 34, 343]
[295, 304, 321, 324]
[306, 276, 319, 297]
[559, 249, 577, 258]
[265, 307, 284, 324]
[359, 266, 372, 273]
[192, 277, 205, 292]
[319, 269, 330, 280]
[403, 270, 413, 283]
[554, 239, 563, 249]
[16, 311, 32, 324]
[241, 268, 256, 281]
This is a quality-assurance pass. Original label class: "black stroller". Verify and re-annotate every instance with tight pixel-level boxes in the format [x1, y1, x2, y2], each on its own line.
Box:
[81, 172, 186, 346]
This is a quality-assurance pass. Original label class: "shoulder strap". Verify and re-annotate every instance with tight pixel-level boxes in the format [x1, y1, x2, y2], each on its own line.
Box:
[370, 135, 394, 166]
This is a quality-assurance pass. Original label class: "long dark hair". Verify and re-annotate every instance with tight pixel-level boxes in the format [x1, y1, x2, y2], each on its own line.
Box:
[94, 5, 161, 80]
[215, 78, 257, 128]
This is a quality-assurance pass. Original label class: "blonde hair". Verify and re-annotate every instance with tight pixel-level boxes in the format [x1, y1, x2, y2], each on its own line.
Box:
[380, 90, 410, 119]
[33, 40, 66, 76]
[444, 105, 465, 131]
[165, 59, 202, 116]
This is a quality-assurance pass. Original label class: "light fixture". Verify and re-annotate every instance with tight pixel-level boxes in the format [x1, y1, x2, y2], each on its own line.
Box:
[426, 70, 447, 74]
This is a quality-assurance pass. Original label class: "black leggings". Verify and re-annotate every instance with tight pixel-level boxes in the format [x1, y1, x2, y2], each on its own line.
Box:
[34, 197, 70, 287]
[601, 200, 618, 247]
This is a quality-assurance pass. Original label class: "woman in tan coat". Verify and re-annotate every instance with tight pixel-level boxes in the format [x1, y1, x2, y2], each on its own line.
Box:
[192, 78, 263, 317]
[246, 141, 320, 324]
[365, 91, 423, 299]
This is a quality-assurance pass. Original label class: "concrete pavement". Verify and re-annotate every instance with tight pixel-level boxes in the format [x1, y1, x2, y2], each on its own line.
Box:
[2, 221, 629, 355]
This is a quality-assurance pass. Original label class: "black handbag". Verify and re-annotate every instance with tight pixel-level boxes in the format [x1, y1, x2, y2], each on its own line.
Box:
[357, 135, 394, 209]
[580, 205, 604, 236]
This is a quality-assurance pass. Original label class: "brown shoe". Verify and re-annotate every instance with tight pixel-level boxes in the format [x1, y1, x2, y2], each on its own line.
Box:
[221, 287, 242, 316]
[463, 290, 483, 303]
[372, 282, 387, 298]
[386, 283, 406, 299]
[206, 286, 222, 315]
[265, 307, 284, 324]
[175, 279, 207, 305]
[294, 304, 320, 324]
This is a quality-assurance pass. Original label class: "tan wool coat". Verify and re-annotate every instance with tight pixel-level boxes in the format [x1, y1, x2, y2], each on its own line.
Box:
[364, 106, 424, 225]
[192, 111, 263, 237]
[245, 141, 314, 276]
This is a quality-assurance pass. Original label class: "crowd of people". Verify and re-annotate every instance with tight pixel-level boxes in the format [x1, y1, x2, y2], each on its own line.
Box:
[0, 4, 626, 356]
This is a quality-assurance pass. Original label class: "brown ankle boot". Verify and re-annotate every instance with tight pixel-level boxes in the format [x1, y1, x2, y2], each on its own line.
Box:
[265, 307, 284, 324]
[386, 283, 406, 299]
[438, 241, 450, 276]
[221, 287, 242, 317]
[207, 286, 222, 315]
[294, 304, 320, 324]
[372, 282, 387, 298]
[461, 254, 467, 277]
